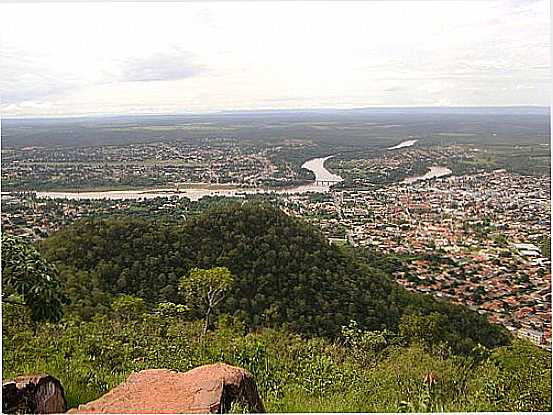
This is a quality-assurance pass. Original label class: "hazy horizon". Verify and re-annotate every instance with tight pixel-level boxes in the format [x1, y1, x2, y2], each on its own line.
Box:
[3, 105, 551, 121]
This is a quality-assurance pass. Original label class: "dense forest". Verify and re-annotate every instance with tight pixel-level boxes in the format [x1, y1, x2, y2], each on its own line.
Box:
[2, 202, 551, 412]
[38, 202, 508, 352]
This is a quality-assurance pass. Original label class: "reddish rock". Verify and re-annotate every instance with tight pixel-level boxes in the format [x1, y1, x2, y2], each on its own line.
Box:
[2, 374, 67, 414]
[69, 363, 266, 414]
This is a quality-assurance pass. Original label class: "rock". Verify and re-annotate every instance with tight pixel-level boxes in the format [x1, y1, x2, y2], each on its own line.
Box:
[69, 363, 266, 414]
[2, 374, 67, 414]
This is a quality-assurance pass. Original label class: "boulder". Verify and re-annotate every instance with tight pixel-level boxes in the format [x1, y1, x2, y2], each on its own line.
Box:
[2, 374, 67, 414]
[69, 363, 266, 414]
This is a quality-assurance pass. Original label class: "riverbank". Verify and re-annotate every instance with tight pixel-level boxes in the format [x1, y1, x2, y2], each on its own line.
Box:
[26, 156, 343, 201]
[18, 157, 456, 201]
[402, 166, 452, 184]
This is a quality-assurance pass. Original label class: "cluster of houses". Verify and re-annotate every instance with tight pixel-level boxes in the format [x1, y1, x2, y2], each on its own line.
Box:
[0, 193, 191, 241]
[2, 140, 290, 191]
[282, 169, 551, 350]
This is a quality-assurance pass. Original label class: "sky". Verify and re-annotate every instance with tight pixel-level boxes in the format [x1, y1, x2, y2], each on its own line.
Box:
[0, 0, 550, 117]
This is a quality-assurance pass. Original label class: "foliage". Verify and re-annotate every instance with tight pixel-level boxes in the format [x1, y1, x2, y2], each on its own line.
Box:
[38, 202, 509, 352]
[399, 313, 447, 350]
[2, 307, 550, 413]
[39, 217, 189, 319]
[180, 267, 234, 335]
[538, 235, 551, 259]
[111, 295, 146, 321]
[341, 320, 401, 366]
[155, 302, 189, 318]
[1, 233, 69, 322]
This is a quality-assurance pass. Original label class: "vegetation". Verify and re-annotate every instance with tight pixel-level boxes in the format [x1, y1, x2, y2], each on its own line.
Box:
[448, 143, 551, 177]
[180, 267, 234, 335]
[539, 235, 551, 259]
[2, 202, 549, 412]
[1, 234, 68, 322]
[2, 304, 550, 412]
[38, 203, 509, 352]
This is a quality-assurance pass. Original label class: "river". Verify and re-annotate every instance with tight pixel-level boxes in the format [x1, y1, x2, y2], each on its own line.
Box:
[402, 166, 452, 184]
[34, 156, 343, 201]
[300, 156, 343, 182]
[30, 156, 450, 201]
[388, 139, 418, 150]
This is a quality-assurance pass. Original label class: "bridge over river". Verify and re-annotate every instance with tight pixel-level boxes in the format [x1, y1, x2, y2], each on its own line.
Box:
[300, 156, 343, 186]
[314, 179, 341, 186]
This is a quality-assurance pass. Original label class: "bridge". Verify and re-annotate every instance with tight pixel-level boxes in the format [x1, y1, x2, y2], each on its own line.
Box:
[314, 179, 341, 186]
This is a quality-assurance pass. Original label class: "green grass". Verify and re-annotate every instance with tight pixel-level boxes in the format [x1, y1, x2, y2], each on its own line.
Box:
[3, 307, 551, 412]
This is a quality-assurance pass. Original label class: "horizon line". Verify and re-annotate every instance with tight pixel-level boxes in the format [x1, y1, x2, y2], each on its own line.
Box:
[2, 104, 551, 120]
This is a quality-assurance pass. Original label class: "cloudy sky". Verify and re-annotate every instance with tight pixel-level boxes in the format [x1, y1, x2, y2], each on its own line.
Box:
[0, 0, 550, 117]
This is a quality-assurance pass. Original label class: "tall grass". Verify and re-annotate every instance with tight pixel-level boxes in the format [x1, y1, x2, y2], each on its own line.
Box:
[2, 307, 551, 412]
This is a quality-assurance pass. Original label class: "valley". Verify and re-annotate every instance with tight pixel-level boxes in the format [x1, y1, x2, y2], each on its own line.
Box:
[2, 109, 551, 412]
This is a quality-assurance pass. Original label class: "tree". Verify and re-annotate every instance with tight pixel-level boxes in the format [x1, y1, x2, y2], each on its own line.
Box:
[399, 312, 445, 349]
[179, 267, 234, 336]
[1, 234, 69, 322]
[111, 294, 146, 321]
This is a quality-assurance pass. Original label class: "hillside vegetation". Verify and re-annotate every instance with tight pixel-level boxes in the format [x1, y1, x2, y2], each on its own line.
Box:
[39, 203, 508, 352]
[2, 202, 550, 412]
[3, 305, 551, 412]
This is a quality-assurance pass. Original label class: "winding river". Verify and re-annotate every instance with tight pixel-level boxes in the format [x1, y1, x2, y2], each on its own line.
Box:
[34, 156, 343, 201]
[29, 153, 451, 201]
[300, 156, 343, 182]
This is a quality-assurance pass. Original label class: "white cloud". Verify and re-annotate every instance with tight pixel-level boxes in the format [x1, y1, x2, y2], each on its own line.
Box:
[0, 46, 83, 104]
[120, 49, 204, 82]
[0, 0, 550, 117]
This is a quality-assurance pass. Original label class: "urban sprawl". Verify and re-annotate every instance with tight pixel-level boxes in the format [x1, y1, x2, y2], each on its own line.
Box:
[2, 142, 551, 350]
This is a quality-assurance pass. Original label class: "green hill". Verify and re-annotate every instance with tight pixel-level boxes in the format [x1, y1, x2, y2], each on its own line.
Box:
[3, 202, 550, 412]
[40, 202, 508, 352]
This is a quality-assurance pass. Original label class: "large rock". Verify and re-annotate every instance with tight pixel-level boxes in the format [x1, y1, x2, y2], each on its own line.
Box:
[2, 374, 67, 414]
[69, 363, 266, 414]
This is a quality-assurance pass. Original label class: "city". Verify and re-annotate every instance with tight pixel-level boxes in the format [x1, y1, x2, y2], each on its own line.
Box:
[2, 0, 550, 412]
[3, 141, 550, 350]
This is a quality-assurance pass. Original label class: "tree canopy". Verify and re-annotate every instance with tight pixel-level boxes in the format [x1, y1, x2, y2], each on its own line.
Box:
[180, 267, 234, 335]
[38, 202, 509, 352]
[2, 233, 69, 322]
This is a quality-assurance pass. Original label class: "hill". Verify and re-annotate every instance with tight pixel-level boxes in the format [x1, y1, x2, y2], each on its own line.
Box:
[4, 202, 550, 412]
[39, 202, 508, 352]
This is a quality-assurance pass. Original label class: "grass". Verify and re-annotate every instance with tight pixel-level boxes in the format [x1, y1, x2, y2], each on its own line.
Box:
[3, 309, 551, 413]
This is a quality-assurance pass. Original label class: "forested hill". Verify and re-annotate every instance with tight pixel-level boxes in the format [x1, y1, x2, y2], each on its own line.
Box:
[39, 202, 509, 352]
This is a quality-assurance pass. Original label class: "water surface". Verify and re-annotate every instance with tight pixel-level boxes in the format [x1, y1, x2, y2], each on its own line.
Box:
[35, 156, 343, 201]
[402, 166, 452, 184]
[388, 139, 418, 150]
